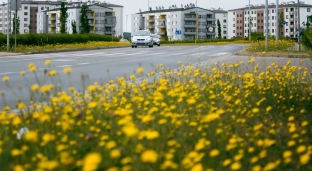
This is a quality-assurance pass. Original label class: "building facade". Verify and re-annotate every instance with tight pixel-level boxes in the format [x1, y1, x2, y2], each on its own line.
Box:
[213, 9, 228, 39]
[0, 0, 61, 34]
[228, 1, 312, 38]
[131, 4, 216, 40]
[0, 1, 122, 36]
[37, 4, 117, 35]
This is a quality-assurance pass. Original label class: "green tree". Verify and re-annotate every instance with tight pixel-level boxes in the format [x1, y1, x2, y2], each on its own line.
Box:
[12, 13, 20, 34]
[217, 19, 221, 39]
[60, 1, 68, 33]
[279, 11, 285, 37]
[80, 4, 91, 33]
[71, 20, 77, 34]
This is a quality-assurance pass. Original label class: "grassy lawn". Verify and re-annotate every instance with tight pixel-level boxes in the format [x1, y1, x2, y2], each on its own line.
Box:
[0, 58, 312, 171]
[0, 41, 130, 54]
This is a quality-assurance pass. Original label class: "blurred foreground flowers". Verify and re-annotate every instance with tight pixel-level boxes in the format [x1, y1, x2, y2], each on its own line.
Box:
[0, 58, 312, 171]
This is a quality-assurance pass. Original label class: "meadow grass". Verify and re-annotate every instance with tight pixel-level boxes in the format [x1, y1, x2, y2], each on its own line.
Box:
[0, 41, 130, 54]
[0, 58, 312, 171]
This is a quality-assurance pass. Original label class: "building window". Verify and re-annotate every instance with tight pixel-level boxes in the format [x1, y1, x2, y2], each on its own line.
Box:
[223, 31, 226, 34]
[233, 30, 235, 33]
[233, 24, 235, 27]
[24, 18, 28, 21]
[308, 8, 311, 12]
[272, 9, 274, 13]
[286, 29, 288, 32]
[24, 6, 28, 10]
[24, 12, 28, 15]
[24, 24, 27, 27]
[272, 29, 274, 33]
[223, 19, 226, 23]
[233, 12, 235, 15]
[24, 29, 28, 33]
[286, 15, 288, 19]
[272, 23, 274, 26]
[286, 8, 288, 12]
[258, 26, 260, 29]
[233, 18, 235, 21]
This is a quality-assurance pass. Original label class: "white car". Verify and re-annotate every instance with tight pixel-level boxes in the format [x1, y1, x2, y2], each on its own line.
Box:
[131, 30, 153, 48]
[152, 34, 160, 46]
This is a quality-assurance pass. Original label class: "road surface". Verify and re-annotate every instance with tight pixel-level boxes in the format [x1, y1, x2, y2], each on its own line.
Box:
[7, 44, 308, 109]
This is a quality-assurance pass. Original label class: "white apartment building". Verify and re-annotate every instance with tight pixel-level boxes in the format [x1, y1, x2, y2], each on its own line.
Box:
[228, 1, 312, 38]
[37, 3, 117, 35]
[213, 9, 228, 39]
[0, 0, 61, 34]
[131, 4, 216, 40]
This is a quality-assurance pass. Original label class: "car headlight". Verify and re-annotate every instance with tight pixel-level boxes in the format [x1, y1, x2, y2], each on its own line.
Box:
[132, 38, 137, 42]
[146, 38, 151, 41]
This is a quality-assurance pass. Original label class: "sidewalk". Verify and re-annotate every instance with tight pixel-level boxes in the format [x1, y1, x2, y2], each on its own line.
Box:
[0, 52, 22, 57]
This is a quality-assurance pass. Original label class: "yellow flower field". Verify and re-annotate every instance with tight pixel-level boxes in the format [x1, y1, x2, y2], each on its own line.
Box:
[246, 39, 295, 52]
[0, 41, 130, 53]
[0, 58, 312, 171]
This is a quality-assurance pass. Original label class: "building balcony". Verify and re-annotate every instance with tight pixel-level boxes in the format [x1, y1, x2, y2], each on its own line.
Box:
[48, 24, 56, 28]
[184, 24, 196, 28]
[105, 23, 116, 27]
[207, 18, 216, 21]
[147, 25, 155, 29]
[289, 25, 294, 28]
[290, 32, 294, 35]
[157, 32, 165, 35]
[207, 32, 216, 35]
[105, 31, 115, 34]
[289, 18, 294, 22]
[49, 31, 56, 34]
[157, 18, 166, 22]
[157, 25, 166, 28]
[56, 23, 61, 27]
[184, 17, 197, 21]
[146, 19, 155, 22]
[87, 15, 94, 19]
[184, 32, 196, 35]
[207, 24, 216, 27]
[289, 11, 294, 15]
[49, 17, 56, 21]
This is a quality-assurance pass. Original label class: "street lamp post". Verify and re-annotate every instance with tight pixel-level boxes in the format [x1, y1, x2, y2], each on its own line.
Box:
[195, 0, 197, 44]
[297, 0, 301, 51]
[265, 0, 269, 51]
[7, 0, 10, 52]
[249, 0, 251, 41]
[276, 0, 279, 43]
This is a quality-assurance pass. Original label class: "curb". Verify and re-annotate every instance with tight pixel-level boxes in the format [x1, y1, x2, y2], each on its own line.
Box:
[234, 52, 311, 58]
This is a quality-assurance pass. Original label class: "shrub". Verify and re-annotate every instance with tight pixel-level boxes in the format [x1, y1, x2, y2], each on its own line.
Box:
[302, 28, 312, 48]
[0, 33, 119, 47]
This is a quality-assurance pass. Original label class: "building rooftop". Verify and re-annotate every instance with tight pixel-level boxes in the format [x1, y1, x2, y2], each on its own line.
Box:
[42, 4, 114, 12]
[228, 3, 312, 11]
[213, 9, 228, 13]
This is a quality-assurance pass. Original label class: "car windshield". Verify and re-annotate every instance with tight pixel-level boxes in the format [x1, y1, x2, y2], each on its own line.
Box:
[133, 31, 150, 36]
[152, 35, 159, 38]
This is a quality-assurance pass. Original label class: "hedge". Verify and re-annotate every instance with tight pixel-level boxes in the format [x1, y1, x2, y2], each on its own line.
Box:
[302, 28, 312, 49]
[0, 33, 120, 46]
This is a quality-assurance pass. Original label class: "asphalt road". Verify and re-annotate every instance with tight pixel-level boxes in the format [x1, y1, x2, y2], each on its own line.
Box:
[0, 45, 244, 108]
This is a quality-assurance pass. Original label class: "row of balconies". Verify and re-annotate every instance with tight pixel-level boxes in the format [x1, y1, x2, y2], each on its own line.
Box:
[146, 23, 216, 29]
[48, 23, 116, 28]
[146, 17, 216, 23]
[156, 31, 216, 36]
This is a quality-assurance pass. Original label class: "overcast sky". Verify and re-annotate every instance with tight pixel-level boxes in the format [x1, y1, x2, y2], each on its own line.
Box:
[112, 0, 312, 32]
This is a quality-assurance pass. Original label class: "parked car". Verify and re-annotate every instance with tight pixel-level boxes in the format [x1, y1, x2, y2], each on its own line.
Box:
[131, 30, 153, 48]
[151, 34, 160, 46]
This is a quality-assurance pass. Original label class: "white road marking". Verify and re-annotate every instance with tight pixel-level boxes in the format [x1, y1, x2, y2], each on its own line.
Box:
[209, 52, 230, 56]
[56, 65, 73, 68]
[52, 59, 74, 62]
[0, 72, 18, 75]
[77, 63, 90, 65]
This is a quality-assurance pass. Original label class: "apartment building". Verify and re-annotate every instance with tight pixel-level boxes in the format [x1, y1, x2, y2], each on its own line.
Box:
[228, 1, 312, 38]
[0, 0, 61, 34]
[131, 4, 216, 40]
[213, 9, 228, 38]
[37, 3, 117, 35]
